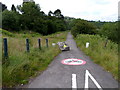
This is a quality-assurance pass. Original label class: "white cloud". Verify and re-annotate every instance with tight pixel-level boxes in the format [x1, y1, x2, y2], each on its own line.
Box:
[1, 0, 119, 21]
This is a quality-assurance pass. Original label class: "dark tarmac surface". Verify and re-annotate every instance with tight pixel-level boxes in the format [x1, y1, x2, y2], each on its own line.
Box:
[27, 32, 118, 89]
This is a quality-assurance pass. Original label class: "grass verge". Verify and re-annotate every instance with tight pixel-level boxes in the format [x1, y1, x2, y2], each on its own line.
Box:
[2, 29, 68, 87]
[75, 34, 118, 81]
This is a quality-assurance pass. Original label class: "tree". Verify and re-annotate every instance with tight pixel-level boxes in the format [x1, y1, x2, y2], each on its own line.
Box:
[2, 1, 67, 35]
[54, 9, 64, 19]
[11, 4, 16, 12]
[99, 22, 118, 43]
[0, 2, 7, 11]
[18, 2, 42, 30]
[41, 11, 46, 16]
[71, 19, 96, 37]
[48, 11, 53, 16]
[2, 10, 20, 31]
[54, 9, 61, 16]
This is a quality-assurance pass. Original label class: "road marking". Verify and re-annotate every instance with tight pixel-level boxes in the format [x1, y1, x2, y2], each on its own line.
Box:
[85, 70, 103, 90]
[72, 74, 77, 89]
[61, 58, 86, 65]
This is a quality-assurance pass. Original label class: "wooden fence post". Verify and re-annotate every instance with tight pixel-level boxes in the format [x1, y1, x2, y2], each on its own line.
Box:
[26, 39, 30, 52]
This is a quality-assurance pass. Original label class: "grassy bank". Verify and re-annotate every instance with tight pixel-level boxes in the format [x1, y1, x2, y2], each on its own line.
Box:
[2, 29, 68, 87]
[75, 34, 118, 81]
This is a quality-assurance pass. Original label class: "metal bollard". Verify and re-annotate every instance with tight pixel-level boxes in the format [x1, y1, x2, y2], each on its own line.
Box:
[46, 39, 48, 48]
[3, 38, 8, 58]
[26, 39, 30, 52]
[38, 39, 41, 50]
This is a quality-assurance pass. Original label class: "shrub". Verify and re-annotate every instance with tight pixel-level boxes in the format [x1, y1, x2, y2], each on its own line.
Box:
[98, 22, 118, 43]
[1, 29, 15, 37]
[71, 19, 96, 37]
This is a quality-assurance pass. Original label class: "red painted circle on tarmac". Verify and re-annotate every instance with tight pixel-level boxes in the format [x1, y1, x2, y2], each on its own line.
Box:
[61, 58, 86, 65]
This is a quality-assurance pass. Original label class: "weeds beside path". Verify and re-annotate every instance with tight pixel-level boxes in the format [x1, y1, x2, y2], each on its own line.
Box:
[2, 30, 68, 87]
[75, 34, 118, 81]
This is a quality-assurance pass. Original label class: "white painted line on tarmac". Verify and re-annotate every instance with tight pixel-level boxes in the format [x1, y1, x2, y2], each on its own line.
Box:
[85, 70, 103, 90]
[72, 74, 77, 89]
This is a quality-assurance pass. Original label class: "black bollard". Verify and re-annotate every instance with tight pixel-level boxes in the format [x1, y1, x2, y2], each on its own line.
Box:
[3, 38, 8, 58]
[46, 39, 48, 48]
[26, 39, 30, 52]
[38, 39, 41, 50]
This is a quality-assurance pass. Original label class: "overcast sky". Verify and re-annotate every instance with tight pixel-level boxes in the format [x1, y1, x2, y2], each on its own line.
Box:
[1, 0, 119, 21]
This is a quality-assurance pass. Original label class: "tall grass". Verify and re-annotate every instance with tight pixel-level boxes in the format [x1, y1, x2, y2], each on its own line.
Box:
[75, 34, 118, 81]
[2, 30, 68, 87]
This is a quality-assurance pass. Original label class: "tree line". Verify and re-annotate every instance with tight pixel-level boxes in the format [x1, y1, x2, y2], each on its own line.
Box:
[70, 18, 118, 43]
[1, 1, 118, 43]
[2, 1, 67, 35]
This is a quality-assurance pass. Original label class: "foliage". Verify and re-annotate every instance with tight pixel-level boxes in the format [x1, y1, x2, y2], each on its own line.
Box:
[98, 22, 118, 43]
[1, 29, 15, 37]
[2, 10, 20, 31]
[11, 4, 16, 12]
[0, 2, 7, 11]
[75, 34, 118, 81]
[2, 2, 67, 35]
[71, 19, 97, 37]
[88, 20, 107, 29]
[64, 16, 75, 30]
[54, 9, 64, 19]
[48, 11, 53, 16]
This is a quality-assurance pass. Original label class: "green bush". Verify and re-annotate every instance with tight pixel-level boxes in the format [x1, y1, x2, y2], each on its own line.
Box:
[1, 29, 15, 37]
[71, 19, 96, 37]
[2, 10, 20, 31]
[98, 22, 118, 43]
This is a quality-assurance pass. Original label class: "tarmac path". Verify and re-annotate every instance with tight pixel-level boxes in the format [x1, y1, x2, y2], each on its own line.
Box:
[27, 32, 118, 89]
